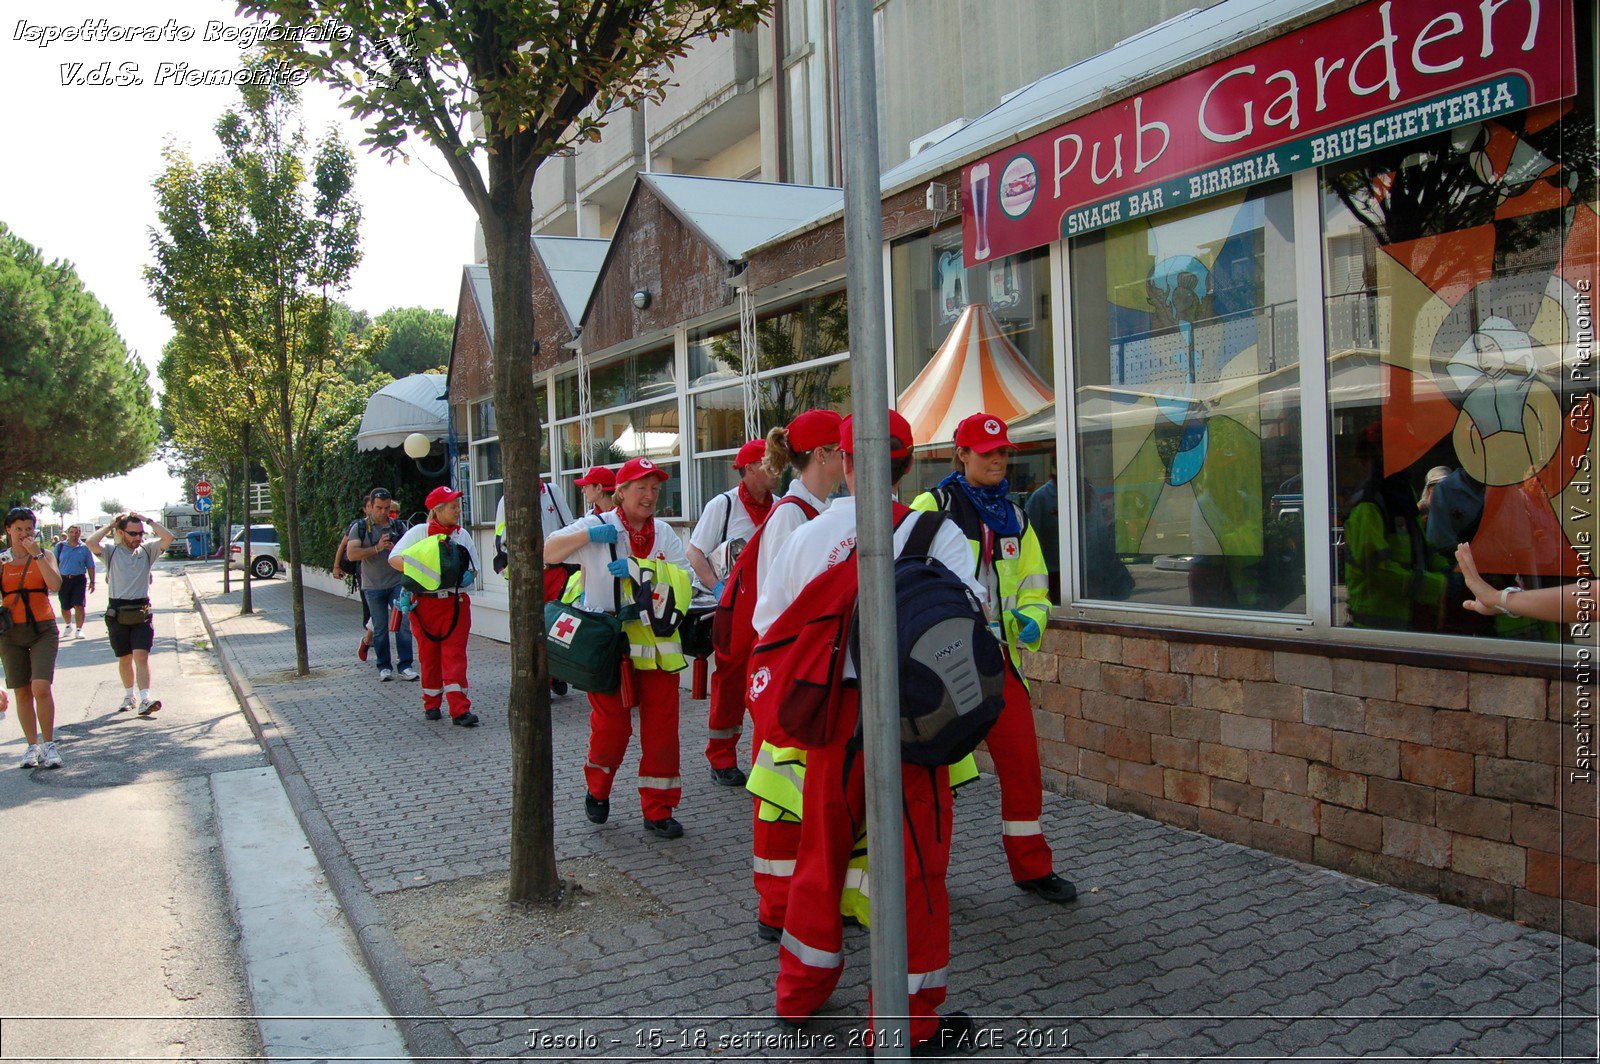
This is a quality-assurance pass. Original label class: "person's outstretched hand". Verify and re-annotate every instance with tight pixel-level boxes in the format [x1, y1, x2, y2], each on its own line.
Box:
[1455, 542, 1501, 615]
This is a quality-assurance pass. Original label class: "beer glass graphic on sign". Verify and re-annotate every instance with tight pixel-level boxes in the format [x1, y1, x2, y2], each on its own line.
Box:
[970, 162, 992, 261]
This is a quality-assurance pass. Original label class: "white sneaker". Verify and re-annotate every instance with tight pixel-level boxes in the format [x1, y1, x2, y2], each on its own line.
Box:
[378, 669, 394, 682]
[117, 693, 136, 713]
[19, 744, 40, 769]
[62, 625, 75, 640]
[137, 697, 160, 717]
[398, 667, 419, 682]
[40, 741, 62, 769]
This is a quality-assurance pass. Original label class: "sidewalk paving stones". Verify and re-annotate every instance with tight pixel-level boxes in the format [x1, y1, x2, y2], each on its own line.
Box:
[188, 567, 1598, 1059]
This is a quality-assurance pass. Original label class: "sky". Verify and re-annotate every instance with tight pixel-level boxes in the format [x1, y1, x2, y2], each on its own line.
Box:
[3, 0, 480, 523]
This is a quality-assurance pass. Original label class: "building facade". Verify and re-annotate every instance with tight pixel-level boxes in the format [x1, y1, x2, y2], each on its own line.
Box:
[448, 0, 1599, 938]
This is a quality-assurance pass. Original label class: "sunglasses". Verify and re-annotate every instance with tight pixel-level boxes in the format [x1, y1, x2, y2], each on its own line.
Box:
[124, 529, 146, 538]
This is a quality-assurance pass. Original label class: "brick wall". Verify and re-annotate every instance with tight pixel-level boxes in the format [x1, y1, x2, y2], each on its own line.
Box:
[1016, 624, 1598, 943]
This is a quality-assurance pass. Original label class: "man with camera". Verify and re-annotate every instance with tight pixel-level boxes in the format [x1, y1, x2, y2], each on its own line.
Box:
[344, 487, 415, 682]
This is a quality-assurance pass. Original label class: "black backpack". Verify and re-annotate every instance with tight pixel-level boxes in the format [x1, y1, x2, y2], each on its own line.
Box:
[853, 511, 1008, 766]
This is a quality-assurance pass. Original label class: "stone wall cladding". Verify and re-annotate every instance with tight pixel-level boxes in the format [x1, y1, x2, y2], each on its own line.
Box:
[1032, 625, 1597, 943]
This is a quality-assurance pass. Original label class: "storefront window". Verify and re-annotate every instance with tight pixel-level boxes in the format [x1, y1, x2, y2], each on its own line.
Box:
[892, 229, 1053, 399]
[688, 324, 741, 385]
[591, 400, 679, 462]
[759, 358, 851, 430]
[590, 346, 676, 411]
[693, 385, 745, 454]
[472, 399, 497, 438]
[1320, 88, 1597, 642]
[555, 372, 580, 421]
[1070, 180, 1306, 613]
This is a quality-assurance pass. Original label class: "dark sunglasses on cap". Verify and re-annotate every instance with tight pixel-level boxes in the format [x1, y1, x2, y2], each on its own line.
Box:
[5, 507, 35, 525]
[370, 488, 393, 500]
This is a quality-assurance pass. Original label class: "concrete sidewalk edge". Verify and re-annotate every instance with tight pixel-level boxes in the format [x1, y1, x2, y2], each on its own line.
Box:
[186, 572, 469, 1063]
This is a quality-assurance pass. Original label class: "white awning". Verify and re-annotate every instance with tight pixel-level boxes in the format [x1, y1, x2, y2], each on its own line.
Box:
[356, 373, 449, 452]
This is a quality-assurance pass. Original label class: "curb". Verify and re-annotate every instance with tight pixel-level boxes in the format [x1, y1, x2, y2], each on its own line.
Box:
[185, 572, 470, 1063]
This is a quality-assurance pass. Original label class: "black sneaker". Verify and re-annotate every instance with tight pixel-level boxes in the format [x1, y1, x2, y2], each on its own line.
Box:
[1015, 872, 1078, 903]
[757, 921, 781, 942]
[424, 708, 443, 721]
[551, 678, 569, 696]
[913, 1012, 976, 1057]
[710, 766, 748, 787]
[452, 711, 479, 728]
[643, 817, 683, 840]
[585, 793, 610, 824]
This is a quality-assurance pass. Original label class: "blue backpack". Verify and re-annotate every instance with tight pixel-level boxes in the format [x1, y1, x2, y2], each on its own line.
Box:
[860, 511, 1008, 766]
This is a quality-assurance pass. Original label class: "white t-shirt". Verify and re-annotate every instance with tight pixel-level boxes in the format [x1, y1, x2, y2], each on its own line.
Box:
[752, 497, 983, 644]
[495, 482, 574, 543]
[689, 488, 763, 559]
[755, 479, 830, 592]
[392, 524, 482, 594]
[551, 511, 689, 614]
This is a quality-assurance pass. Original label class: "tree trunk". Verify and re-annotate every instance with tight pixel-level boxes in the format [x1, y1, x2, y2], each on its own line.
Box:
[241, 422, 254, 615]
[486, 157, 560, 908]
[283, 451, 310, 676]
[222, 456, 233, 596]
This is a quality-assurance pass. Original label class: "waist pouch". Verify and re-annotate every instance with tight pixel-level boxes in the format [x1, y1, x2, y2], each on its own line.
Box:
[108, 604, 153, 626]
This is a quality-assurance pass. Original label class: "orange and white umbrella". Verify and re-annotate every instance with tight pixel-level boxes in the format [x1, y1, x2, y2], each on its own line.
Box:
[898, 303, 1054, 446]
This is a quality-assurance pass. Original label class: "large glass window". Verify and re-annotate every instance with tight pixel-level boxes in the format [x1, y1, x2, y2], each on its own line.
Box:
[1070, 180, 1306, 613]
[589, 346, 676, 411]
[1320, 87, 1597, 643]
[891, 229, 1054, 413]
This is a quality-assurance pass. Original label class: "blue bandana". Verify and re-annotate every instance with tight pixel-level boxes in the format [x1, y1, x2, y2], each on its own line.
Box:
[939, 471, 1021, 536]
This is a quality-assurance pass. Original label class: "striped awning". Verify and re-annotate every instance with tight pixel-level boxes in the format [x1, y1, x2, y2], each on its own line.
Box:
[898, 303, 1054, 447]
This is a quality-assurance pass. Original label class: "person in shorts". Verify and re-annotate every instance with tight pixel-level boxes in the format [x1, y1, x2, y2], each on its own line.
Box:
[88, 512, 174, 715]
[52, 524, 96, 638]
[3, 507, 64, 768]
[345, 487, 415, 682]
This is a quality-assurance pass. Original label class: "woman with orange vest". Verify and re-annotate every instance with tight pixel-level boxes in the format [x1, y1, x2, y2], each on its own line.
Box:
[911, 412, 1076, 903]
[727, 410, 844, 939]
[545, 458, 694, 840]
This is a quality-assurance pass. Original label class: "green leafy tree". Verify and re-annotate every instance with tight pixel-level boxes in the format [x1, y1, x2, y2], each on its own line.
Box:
[48, 489, 75, 517]
[241, 0, 770, 906]
[99, 498, 124, 516]
[373, 306, 453, 378]
[0, 224, 158, 503]
[147, 63, 362, 674]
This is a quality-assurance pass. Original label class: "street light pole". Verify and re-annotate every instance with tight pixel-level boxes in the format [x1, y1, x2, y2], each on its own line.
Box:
[837, 2, 910, 1056]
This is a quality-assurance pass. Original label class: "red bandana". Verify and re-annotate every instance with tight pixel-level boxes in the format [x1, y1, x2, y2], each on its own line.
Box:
[615, 510, 657, 559]
[738, 482, 773, 526]
[428, 519, 457, 537]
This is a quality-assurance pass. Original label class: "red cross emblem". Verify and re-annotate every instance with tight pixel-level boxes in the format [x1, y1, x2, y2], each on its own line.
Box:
[551, 614, 581, 645]
[1001, 537, 1020, 559]
[749, 667, 771, 700]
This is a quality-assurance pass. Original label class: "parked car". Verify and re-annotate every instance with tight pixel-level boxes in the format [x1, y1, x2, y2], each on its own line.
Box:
[228, 525, 283, 579]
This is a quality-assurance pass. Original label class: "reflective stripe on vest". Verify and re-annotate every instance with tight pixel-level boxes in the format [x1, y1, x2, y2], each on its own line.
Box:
[780, 930, 843, 970]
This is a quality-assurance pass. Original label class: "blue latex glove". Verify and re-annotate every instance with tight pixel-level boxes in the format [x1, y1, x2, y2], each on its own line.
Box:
[460, 569, 477, 590]
[711, 579, 726, 600]
[606, 558, 631, 579]
[587, 523, 619, 544]
[1010, 609, 1040, 645]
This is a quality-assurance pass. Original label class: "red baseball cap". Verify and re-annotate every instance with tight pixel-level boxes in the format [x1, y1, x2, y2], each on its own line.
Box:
[953, 412, 1015, 453]
[734, 439, 767, 470]
[839, 410, 914, 458]
[425, 486, 464, 510]
[616, 457, 669, 485]
[574, 466, 617, 489]
[785, 409, 843, 453]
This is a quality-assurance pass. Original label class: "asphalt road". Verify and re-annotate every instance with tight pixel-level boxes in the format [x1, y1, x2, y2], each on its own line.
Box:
[0, 564, 264, 1061]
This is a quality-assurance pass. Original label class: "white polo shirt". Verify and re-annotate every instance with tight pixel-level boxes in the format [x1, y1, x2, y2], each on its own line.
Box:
[552, 511, 689, 614]
[752, 497, 983, 642]
[754, 479, 831, 593]
[689, 488, 763, 560]
[495, 482, 574, 543]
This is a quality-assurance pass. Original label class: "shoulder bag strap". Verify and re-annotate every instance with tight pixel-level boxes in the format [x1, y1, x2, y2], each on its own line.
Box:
[903, 511, 945, 559]
[719, 489, 736, 544]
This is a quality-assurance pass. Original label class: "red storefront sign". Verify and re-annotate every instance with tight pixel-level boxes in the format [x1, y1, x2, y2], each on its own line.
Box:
[962, 0, 1576, 261]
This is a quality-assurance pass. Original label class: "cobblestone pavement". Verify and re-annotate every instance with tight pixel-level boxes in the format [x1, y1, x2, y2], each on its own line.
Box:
[188, 568, 1598, 1061]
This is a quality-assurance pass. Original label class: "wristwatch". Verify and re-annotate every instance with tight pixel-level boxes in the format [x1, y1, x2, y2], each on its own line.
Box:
[1495, 586, 1523, 616]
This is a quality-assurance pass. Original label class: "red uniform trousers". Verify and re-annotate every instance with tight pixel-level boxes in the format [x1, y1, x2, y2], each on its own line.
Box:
[986, 667, 1053, 882]
[705, 647, 746, 770]
[584, 668, 683, 820]
[410, 593, 472, 718]
[542, 566, 568, 604]
[776, 693, 954, 1050]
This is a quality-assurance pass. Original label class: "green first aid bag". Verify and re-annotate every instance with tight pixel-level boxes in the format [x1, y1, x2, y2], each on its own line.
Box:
[544, 600, 624, 693]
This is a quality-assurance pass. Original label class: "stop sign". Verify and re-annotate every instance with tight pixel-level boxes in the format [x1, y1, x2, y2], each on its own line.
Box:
[196, 480, 212, 498]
